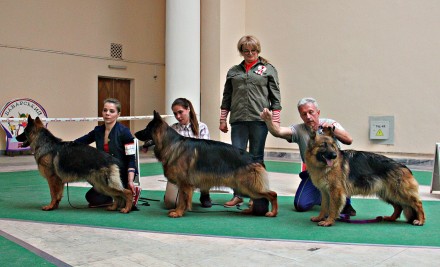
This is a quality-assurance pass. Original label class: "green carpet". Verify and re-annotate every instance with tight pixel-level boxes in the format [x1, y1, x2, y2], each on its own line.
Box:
[0, 236, 55, 266]
[0, 162, 438, 248]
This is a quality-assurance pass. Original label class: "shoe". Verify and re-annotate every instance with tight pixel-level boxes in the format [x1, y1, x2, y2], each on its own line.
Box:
[341, 203, 356, 216]
[200, 198, 212, 208]
[224, 196, 243, 208]
[133, 186, 142, 207]
[199, 193, 212, 208]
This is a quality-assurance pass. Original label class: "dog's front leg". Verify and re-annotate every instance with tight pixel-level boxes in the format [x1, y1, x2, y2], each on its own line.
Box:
[311, 190, 329, 223]
[168, 185, 190, 218]
[319, 188, 345, 227]
[43, 175, 63, 211]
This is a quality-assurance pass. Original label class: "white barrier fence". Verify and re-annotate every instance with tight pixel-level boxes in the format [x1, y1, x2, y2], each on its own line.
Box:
[0, 115, 174, 123]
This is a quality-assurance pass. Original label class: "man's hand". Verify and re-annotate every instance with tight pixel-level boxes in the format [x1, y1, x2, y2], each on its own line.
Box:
[260, 108, 272, 122]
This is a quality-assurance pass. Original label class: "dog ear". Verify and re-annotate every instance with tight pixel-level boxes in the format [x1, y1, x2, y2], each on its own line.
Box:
[153, 110, 161, 120]
[322, 126, 335, 137]
[27, 115, 33, 123]
[34, 117, 44, 127]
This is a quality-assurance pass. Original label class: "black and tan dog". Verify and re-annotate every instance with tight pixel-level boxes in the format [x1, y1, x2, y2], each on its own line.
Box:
[16, 116, 133, 213]
[135, 111, 278, 218]
[305, 126, 425, 227]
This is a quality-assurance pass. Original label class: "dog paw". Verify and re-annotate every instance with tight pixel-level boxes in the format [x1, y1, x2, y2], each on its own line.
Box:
[265, 211, 277, 217]
[412, 219, 424, 226]
[318, 220, 334, 227]
[168, 211, 183, 218]
[310, 216, 324, 222]
[42, 205, 55, 211]
[119, 208, 130, 214]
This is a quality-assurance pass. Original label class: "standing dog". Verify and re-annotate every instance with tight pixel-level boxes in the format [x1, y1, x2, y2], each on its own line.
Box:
[305, 126, 425, 227]
[135, 111, 278, 218]
[16, 116, 133, 213]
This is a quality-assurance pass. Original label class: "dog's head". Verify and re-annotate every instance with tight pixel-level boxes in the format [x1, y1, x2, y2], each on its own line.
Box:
[308, 126, 339, 167]
[135, 110, 166, 149]
[15, 115, 44, 147]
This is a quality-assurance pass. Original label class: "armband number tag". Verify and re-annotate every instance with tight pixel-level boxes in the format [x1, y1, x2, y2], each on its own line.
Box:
[125, 143, 136, 155]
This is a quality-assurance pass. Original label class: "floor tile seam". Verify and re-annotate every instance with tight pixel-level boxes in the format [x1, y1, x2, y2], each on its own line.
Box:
[0, 228, 72, 267]
[2, 218, 439, 250]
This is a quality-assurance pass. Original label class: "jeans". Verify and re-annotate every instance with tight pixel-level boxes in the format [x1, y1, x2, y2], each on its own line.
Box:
[230, 121, 268, 196]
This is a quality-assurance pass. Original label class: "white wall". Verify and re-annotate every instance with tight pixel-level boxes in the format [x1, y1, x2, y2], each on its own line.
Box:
[2, 0, 439, 156]
[0, 0, 165, 148]
[202, 0, 440, 156]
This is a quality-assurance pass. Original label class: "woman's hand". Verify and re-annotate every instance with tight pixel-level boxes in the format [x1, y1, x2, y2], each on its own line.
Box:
[219, 121, 228, 133]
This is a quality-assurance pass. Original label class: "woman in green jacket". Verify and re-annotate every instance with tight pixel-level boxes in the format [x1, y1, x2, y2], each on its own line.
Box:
[220, 35, 282, 207]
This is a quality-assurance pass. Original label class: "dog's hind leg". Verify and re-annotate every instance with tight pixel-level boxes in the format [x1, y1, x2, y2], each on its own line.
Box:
[403, 199, 425, 226]
[107, 199, 119, 211]
[246, 191, 278, 217]
[265, 191, 278, 217]
[399, 170, 425, 225]
[120, 189, 133, 213]
[43, 175, 64, 211]
[383, 203, 402, 222]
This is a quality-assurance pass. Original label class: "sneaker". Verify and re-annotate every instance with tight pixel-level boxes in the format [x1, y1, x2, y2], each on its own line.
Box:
[199, 193, 212, 208]
[133, 186, 142, 207]
[224, 196, 243, 208]
[341, 203, 356, 216]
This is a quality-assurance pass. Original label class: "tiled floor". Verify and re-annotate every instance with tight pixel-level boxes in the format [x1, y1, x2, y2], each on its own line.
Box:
[1, 154, 439, 267]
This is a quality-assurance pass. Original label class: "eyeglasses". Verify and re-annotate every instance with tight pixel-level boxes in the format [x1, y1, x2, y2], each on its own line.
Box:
[242, 49, 257, 55]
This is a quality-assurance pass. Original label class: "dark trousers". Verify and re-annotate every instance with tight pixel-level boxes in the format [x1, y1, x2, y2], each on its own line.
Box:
[230, 121, 268, 197]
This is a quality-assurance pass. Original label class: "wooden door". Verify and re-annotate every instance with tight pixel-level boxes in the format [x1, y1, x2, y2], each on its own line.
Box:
[98, 77, 131, 128]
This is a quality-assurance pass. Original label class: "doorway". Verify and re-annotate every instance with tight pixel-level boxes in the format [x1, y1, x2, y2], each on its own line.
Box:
[98, 77, 131, 128]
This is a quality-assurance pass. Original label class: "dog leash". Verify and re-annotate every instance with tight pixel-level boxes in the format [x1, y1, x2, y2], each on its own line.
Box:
[337, 214, 383, 224]
[66, 183, 87, 209]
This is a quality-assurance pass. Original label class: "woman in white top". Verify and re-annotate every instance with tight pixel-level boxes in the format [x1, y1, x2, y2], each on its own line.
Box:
[169, 98, 212, 208]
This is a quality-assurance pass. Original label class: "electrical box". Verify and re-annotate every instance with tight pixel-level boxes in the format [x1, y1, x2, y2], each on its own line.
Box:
[369, 116, 394, 145]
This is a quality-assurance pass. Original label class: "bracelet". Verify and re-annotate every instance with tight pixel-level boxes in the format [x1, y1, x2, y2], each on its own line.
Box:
[128, 170, 136, 173]
[220, 120, 226, 123]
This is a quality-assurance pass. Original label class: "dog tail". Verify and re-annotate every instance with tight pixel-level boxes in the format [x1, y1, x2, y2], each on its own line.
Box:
[239, 163, 270, 198]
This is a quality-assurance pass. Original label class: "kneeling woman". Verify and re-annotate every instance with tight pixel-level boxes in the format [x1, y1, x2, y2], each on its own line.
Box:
[75, 98, 139, 209]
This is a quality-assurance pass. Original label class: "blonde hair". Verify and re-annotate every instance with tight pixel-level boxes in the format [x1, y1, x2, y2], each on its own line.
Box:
[237, 35, 268, 64]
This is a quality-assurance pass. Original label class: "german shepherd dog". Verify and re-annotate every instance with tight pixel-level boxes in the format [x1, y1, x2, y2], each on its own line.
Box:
[16, 116, 133, 213]
[305, 126, 425, 227]
[135, 111, 278, 218]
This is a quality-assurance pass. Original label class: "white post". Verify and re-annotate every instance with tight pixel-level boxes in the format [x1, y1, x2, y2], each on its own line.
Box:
[165, 0, 200, 123]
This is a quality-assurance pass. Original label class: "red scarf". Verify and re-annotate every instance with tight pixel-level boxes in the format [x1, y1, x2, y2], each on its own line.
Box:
[245, 59, 258, 73]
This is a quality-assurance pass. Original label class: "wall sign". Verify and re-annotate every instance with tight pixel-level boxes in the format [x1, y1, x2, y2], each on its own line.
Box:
[1, 98, 48, 152]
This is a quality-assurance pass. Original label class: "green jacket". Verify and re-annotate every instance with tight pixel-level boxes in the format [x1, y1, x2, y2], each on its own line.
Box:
[221, 59, 282, 123]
